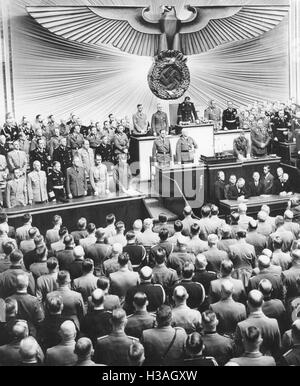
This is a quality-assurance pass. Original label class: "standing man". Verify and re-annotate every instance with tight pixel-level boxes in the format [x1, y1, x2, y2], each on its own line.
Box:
[112, 153, 132, 194]
[78, 140, 94, 176]
[30, 138, 51, 172]
[177, 96, 198, 124]
[262, 165, 275, 195]
[151, 104, 169, 136]
[214, 171, 226, 204]
[5, 168, 27, 208]
[152, 129, 172, 168]
[68, 124, 84, 155]
[90, 155, 110, 197]
[66, 156, 87, 199]
[27, 161, 48, 205]
[132, 104, 148, 136]
[47, 161, 68, 203]
[204, 100, 222, 130]
[251, 118, 271, 157]
[52, 137, 73, 177]
[175, 129, 198, 164]
[7, 141, 28, 177]
[222, 101, 239, 131]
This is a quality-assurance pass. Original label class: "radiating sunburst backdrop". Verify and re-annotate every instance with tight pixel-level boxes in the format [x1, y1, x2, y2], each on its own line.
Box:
[11, 0, 289, 123]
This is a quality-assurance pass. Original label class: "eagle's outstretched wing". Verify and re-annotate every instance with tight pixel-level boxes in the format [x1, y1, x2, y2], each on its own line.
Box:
[180, 6, 289, 55]
[26, 6, 161, 56]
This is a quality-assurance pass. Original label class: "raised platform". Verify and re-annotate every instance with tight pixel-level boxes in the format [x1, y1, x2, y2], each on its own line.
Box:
[5, 192, 150, 235]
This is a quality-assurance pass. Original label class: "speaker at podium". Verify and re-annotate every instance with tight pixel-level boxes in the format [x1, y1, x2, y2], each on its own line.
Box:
[169, 103, 201, 128]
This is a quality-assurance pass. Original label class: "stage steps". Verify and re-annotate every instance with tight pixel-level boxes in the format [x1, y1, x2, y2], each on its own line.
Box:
[144, 198, 178, 222]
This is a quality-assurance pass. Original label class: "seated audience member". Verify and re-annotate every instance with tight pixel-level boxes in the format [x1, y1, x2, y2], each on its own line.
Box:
[217, 225, 237, 254]
[153, 213, 175, 237]
[237, 203, 253, 230]
[234, 290, 281, 359]
[224, 175, 237, 200]
[38, 294, 67, 351]
[123, 231, 146, 271]
[71, 217, 88, 246]
[128, 341, 145, 366]
[198, 205, 214, 240]
[201, 310, 234, 366]
[279, 320, 300, 366]
[79, 223, 96, 251]
[51, 226, 68, 255]
[0, 249, 35, 298]
[214, 171, 226, 204]
[172, 263, 205, 310]
[227, 178, 250, 201]
[45, 215, 62, 249]
[124, 266, 165, 314]
[109, 253, 139, 302]
[142, 305, 187, 366]
[226, 326, 276, 366]
[203, 234, 228, 274]
[272, 236, 292, 271]
[108, 221, 127, 247]
[45, 320, 78, 366]
[46, 270, 84, 330]
[125, 292, 156, 340]
[80, 289, 112, 346]
[0, 224, 16, 256]
[0, 212, 15, 239]
[85, 228, 112, 276]
[75, 337, 102, 367]
[262, 165, 274, 194]
[73, 259, 98, 304]
[209, 260, 246, 304]
[151, 247, 179, 296]
[137, 218, 159, 247]
[94, 308, 139, 366]
[210, 280, 246, 336]
[171, 286, 202, 334]
[247, 171, 264, 197]
[259, 279, 287, 334]
[182, 332, 218, 366]
[246, 219, 267, 256]
[36, 257, 59, 304]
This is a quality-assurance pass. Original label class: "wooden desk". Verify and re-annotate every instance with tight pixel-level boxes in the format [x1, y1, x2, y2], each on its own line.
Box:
[214, 129, 251, 153]
[153, 163, 205, 217]
[276, 142, 297, 164]
[219, 195, 295, 217]
[130, 124, 214, 181]
[203, 156, 282, 203]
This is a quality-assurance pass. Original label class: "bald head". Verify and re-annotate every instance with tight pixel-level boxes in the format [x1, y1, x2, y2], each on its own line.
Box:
[16, 273, 29, 291]
[258, 255, 271, 270]
[19, 337, 39, 363]
[12, 321, 29, 341]
[74, 337, 93, 359]
[258, 279, 273, 299]
[173, 286, 189, 303]
[208, 234, 219, 246]
[248, 290, 264, 310]
[59, 320, 77, 341]
[74, 245, 84, 259]
[91, 288, 104, 308]
[195, 254, 208, 270]
[220, 280, 234, 299]
[183, 206, 192, 216]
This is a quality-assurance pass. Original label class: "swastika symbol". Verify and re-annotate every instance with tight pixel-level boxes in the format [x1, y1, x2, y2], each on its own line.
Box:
[159, 65, 182, 90]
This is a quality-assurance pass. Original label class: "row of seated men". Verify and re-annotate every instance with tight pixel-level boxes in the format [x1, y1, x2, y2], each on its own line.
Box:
[214, 166, 293, 203]
[0, 199, 300, 366]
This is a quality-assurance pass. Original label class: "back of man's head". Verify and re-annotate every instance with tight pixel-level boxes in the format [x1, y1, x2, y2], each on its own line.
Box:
[5, 298, 18, 318]
[173, 286, 188, 303]
[87, 223, 96, 234]
[57, 270, 71, 286]
[97, 276, 110, 291]
[74, 245, 84, 260]
[284, 210, 294, 221]
[22, 213, 32, 224]
[231, 212, 240, 224]
[243, 326, 261, 347]
[220, 280, 234, 299]
[275, 216, 285, 229]
[273, 236, 283, 250]
[106, 213, 115, 225]
[195, 254, 208, 270]
[154, 247, 166, 265]
[159, 228, 169, 241]
[211, 205, 219, 216]
[9, 249, 23, 265]
[183, 206, 192, 217]
[118, 252, 129, 267]
[182, 262, 194, 279]
[220, 259, 233, 276]
[53, 215, 62, 226]
[12, 320, 28, 341]
[19, 337, 39, 363]
[140, 266, 152, 281]
[158, 213, 168, 223]
[82, 259, 94, 274]
[258, 255, 271, 270]
[59, 320, 77, 341]
[261, 205, 270, 215]
[190, 223, 200, 237]
[186, 332, 204, 355]
[3, 241, 15, 257]
[91, 288, 104, 307]
[46, 294, 63, 314]
[258, 279, 273, 299]
[238, 203, 247, 214]
[143, 218, 153, 229]
[47, 257, 58, 272]
[59, 226, 68, 238]
[64, 234, 74, 247]
[128, 342, 145, 366]
[156, 305, 172, 327]
[28, 227, 38, 239]
[111, 308, 126, 328]
[126, 231, 136, 242]
[16, 273, 29, 291]
[236, 229, 247, 239]
[207, 234, 218, 246]
[95, 228, 105, 240]
[173, 220, 183, 233]
[202, 310, 218, 331]
[201, 205, 211, 218]
[133, 219, 142, 231]
[77, 217, 87, 230]
[248, 290, 263, 310]
[133, 292, 148, 309]
[74, 337, 93, 358]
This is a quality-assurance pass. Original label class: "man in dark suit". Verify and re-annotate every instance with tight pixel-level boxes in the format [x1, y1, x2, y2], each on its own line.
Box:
[222, 101, 239, 131]
[66, 156, 87, 199]
[56, 235, 75, 272]
[227, 178, 250, 200]
[177, 96, 198, 124]
[262, 164, 275, 194]
[94, 308, 139, 366]
[234, 290, 281, 359]
[209, 280, 246, 336]
[247, 171, 264, 197]
[214, 171, 226, 204]
[282, 249, 300, 301]
[85, 228, 112, 277]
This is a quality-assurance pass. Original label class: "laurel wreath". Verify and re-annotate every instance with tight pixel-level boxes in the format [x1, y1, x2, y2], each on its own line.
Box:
[148, 50, 190, 100]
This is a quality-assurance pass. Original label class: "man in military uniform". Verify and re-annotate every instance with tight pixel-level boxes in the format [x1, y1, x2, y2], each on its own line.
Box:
[53, 137, 73, 176]
[67, 124, 84, 155]
[90, 154, 110, 197]
[7, 140, 28, 177]
[47, 161, 69, 203]
[151, 104, 169, 136]
[30, 138, 51, 172]
[271, 109, 292, 143]
[94, 308, 139, 366]
[233, 131, 250, 160]
[251, 118, 271, 157]
[5, 168, 27, 208]
[177, 96, 198, 124]
[222, 101, 239, 131]
[27, 160, 48, 205]
[66, 156, 87, 199]
[279, 319, 300, 366]
[132, 104, 149, 136]
[204, 100, 222, 130]
[152, 129, 172, 167]
[176, 128, 198, 164]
